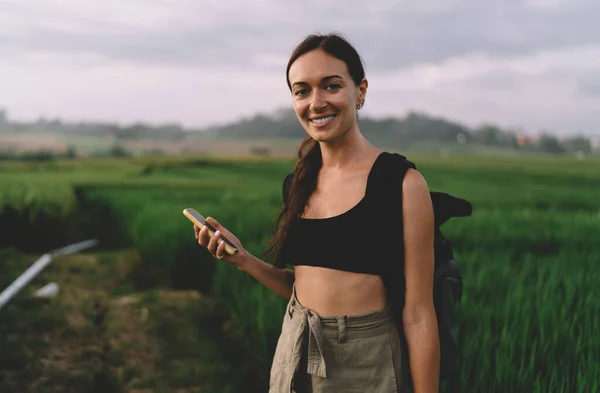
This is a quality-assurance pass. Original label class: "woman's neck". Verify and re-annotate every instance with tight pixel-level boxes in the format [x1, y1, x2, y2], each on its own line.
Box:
[318, 128, 378, 170]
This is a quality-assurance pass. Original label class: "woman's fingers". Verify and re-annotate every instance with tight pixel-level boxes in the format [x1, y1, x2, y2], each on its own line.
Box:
[197, 225, 211, 247]
[194, 218, 242, 262]
[207, 229, 221, 255]
[215, 238, 226, 257]
[206, 217, 241, 246]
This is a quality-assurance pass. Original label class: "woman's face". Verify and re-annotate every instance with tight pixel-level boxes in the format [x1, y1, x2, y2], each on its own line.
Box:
[287, 49, 367, 143]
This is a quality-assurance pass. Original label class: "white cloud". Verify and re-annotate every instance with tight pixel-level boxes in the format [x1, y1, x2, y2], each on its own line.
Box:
[0, 0, 599, 135]
[370, 44, 600, 90]
[0, 0, 189, 33]
[362, 45, 600, 133]
[0, 52, 287, 126]
[524, 0, 560, 8]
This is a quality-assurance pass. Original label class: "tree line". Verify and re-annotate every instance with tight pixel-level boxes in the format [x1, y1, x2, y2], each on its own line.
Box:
[0, 107, 597, 155]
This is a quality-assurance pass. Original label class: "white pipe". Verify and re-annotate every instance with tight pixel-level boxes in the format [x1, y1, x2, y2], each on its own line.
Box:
[35, 282, 60, 298]
[0, 253, 52, 311]
[0, 239, 98, 312]
[50, 239, 99, 256]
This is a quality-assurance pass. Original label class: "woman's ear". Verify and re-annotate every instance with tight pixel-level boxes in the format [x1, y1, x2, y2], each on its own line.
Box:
[358, 78, 368, 108]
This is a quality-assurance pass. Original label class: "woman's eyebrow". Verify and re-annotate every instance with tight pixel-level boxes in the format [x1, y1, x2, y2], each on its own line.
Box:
[291, 74, 344, 88]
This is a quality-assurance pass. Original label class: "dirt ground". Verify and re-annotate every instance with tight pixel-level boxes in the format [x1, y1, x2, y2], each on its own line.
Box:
[0, 249, 239, 393]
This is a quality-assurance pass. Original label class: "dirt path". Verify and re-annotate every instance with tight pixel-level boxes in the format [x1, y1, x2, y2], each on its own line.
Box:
[0, 249, 240, 393]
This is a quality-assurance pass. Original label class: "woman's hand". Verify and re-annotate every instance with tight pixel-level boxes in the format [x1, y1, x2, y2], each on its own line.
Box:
[194, 217, 248, 269]
[195, 217, 293, 300]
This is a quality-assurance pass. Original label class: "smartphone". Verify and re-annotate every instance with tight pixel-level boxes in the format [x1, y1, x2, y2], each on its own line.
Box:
[183, 208, 238, 256]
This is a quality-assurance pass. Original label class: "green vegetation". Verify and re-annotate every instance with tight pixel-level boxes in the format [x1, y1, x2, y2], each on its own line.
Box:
[2, 107, 599, 159]
[0, 248, 239, 393]
[1, 152, 598, 392]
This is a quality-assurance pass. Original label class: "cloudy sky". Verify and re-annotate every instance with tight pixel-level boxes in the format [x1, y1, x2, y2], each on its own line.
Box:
[1, 0, 599, 135]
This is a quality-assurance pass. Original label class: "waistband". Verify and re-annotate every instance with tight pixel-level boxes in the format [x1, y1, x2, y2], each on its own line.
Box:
[286, 284, 395, 378]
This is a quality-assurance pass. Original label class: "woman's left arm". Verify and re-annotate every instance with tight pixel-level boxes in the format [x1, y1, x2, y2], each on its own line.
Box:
[401, 168, 440, 393]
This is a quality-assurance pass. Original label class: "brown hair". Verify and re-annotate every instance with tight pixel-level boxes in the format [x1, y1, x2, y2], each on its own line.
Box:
[264, 33, 366, 268]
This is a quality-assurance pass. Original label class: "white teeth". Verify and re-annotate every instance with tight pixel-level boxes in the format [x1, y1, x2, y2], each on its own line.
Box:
[311, 115, 336, 124]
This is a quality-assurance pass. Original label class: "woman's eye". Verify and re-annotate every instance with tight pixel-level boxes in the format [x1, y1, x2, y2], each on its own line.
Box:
[326, 83, 341, 91]
[295, 89, 308, 96]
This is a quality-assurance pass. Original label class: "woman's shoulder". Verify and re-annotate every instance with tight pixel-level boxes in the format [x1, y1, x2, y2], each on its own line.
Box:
[402, 168, 430, 201]
[369, 151, 429, 205]
[384, 152, 427, 193]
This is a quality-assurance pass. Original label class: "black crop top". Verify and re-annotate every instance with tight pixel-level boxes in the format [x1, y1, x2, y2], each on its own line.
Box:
[277, 152, 416, 277]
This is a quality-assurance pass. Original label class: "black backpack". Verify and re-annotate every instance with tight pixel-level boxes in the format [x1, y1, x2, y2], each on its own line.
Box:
[384, 153, 473, 383]
[429, 191, 471, 381]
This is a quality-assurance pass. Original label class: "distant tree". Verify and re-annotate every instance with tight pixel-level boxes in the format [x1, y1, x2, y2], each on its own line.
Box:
[0, 108, 9, 132]
[47, 118, 63, 131]
[249, 146, 271, 156]
[0, 108, 7, 125]
[537, 134, 565, 154]
[503, 130, 520, 149]
[109, 143, 132, 157]
[565, 135, 592, 154]
[21, 150, 55, 162]
[65, 144, 77, 159]
[473, 125, 504, 145]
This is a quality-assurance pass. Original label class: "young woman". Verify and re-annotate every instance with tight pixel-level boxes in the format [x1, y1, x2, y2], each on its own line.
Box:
[194, 33, 440, 393]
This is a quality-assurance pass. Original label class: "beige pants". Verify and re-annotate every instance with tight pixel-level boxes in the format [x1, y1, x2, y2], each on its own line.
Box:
[269, 285, 408, 393]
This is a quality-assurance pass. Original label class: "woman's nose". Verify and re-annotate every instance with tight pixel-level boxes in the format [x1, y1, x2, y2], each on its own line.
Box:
[310, 90, 327, 111]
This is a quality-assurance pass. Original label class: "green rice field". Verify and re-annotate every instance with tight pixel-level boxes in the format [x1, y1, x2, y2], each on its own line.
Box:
[0, 152, 598, 392]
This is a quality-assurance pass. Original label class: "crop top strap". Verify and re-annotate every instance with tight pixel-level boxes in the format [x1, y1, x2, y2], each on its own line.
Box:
[363, 152, 417, 203]
[281, 153, 416, 205]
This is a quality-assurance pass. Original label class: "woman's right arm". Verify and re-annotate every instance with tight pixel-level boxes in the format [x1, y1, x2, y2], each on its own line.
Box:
[237, 253, 295, 300]
[195, 216, 295, 300]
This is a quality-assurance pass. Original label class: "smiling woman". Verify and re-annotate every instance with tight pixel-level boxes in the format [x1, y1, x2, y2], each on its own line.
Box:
[193, 33, 440, 393]
[286, 38, 367, 144]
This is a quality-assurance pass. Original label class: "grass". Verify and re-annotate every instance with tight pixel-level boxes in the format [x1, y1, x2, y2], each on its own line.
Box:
[0, 248, 241, 393]
[0, 151, 598, 392]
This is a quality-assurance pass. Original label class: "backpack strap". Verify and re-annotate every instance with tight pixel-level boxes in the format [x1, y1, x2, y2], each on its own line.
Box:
[365, 152, 416, 205]
[378, 153, 469, 384]
[380, 154, 473, 226]
[367, 152, 415, 302]
[385, 153, 417, 192]
[372, 153, 417, 385]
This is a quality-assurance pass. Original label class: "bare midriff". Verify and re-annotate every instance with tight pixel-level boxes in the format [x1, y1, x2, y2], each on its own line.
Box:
[293, 265, 388, 316]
